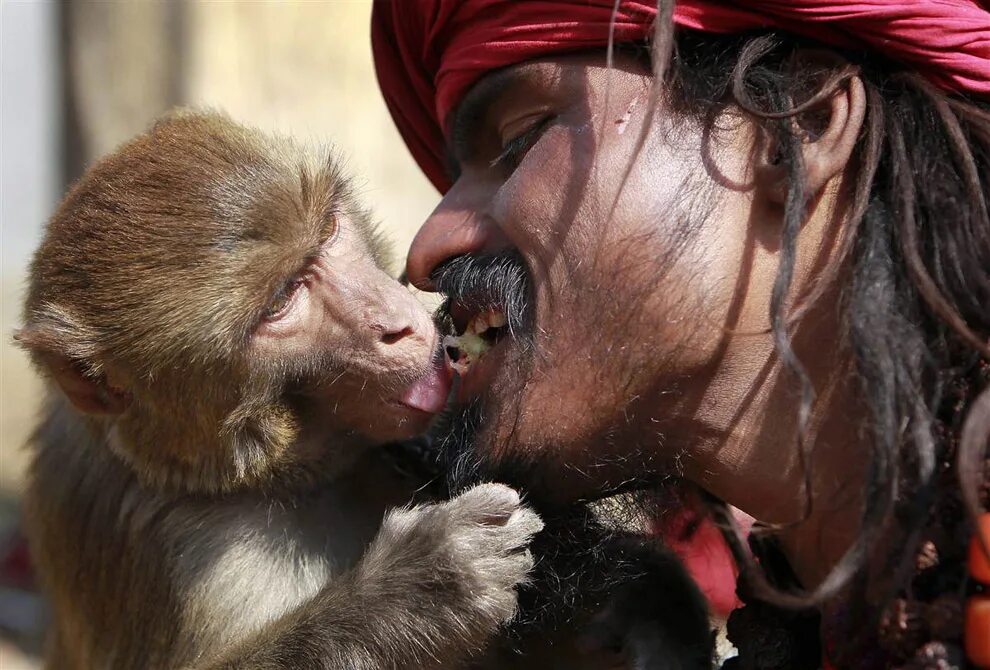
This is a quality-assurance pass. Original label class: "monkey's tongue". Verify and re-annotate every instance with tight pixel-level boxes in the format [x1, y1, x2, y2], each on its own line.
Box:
[398, 360, 452, 414]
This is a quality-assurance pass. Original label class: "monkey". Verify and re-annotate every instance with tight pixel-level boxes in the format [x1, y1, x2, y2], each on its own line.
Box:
[14, 109, 544, 670]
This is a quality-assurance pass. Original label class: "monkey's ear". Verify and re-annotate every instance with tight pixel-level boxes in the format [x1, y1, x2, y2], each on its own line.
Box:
[42, 354, 131, 415]
[14, 322, 131, 416]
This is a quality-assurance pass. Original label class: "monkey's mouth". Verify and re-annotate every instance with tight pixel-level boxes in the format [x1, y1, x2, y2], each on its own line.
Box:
[396, 354, 452, 415]
[443, 307, 509, 376]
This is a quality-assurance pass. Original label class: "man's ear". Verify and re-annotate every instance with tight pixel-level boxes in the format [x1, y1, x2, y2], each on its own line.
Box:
[755, 73, 867, 204]
[14, 320, 130, 416]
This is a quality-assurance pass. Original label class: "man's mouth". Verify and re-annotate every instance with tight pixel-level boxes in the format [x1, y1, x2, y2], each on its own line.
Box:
[443, 306, 509, 376]
[430, 251, 531, 381]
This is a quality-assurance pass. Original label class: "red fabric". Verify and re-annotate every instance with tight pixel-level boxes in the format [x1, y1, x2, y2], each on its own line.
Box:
[372, 0, 990, 192]
[653, 507, 754, 617]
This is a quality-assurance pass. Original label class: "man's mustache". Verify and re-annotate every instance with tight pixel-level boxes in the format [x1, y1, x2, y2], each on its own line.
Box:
[430, 251, 532, 337]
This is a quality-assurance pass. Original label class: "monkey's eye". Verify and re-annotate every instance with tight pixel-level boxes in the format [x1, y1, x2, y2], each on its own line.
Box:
[263, 278, 304, 322]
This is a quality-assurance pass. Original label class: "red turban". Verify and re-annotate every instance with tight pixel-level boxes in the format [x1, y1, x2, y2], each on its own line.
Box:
[372, 0, 990, 192]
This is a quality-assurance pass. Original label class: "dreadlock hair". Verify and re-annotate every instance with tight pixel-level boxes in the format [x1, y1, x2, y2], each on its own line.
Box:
[629, 2, 990, 667]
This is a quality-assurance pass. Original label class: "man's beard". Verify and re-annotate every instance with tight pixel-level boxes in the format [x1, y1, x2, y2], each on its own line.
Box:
[431, 402, 710, 664]
[432, 402, 622, 625]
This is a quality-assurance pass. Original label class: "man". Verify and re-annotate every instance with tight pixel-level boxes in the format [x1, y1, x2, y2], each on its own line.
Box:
[372, 1, 990, 668]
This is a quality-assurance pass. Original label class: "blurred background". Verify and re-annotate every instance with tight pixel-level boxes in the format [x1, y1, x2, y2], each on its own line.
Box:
[0, 2, 439, 666]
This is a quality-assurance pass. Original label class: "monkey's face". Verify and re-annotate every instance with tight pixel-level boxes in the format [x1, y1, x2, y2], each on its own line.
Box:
[249, 215, 449, 445]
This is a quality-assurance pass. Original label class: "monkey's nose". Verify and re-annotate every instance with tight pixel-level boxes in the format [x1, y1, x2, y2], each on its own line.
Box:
[373, 317, 439, 373]
[372, 310, 433, 350]
[379, 325, 414, 345]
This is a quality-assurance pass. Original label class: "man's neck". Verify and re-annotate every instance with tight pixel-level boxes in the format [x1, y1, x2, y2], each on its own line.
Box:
[676, 337, 869, 590]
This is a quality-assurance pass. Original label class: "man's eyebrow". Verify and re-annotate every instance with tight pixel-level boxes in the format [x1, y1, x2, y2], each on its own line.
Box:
[445, 68, 526, 179]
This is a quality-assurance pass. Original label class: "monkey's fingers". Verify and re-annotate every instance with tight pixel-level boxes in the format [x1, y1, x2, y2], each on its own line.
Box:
[448, 483, 537, 528]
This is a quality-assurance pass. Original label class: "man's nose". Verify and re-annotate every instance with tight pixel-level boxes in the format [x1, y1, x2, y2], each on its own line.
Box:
[405, 182, 510, 291]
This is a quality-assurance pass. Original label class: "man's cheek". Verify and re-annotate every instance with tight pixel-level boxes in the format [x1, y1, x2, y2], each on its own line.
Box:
[493, 126, 597, 247]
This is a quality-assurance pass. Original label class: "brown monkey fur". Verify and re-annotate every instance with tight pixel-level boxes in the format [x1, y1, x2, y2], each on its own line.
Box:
[16, 110, 543, 669]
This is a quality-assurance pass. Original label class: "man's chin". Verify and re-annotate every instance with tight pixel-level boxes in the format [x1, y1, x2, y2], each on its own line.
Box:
[435, 400, 649, 509]
[434, 400, 547, 500]
[437, 408, 699, 650]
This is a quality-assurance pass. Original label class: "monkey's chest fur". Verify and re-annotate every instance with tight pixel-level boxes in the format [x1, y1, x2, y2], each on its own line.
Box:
[25, 395, 416, 669]
[169, 483, 389, 654]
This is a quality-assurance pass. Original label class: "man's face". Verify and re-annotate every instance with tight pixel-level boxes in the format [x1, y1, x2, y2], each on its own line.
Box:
[408, 53, 781, 501]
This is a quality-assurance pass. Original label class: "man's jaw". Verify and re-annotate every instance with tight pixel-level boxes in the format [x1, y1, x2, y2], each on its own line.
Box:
[436, 396, 678, 512]
[434, 401, 558, 505]
[428, 250, 677, 502]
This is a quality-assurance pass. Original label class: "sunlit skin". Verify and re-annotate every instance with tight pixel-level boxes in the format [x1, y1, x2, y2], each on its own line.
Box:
[406, 52, 871, 589]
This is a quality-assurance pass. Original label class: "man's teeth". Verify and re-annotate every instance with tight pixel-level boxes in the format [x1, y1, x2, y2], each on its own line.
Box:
[444, 308, 508, 375]
[468, 308, 507, 335]
[469, 314, 488, 335]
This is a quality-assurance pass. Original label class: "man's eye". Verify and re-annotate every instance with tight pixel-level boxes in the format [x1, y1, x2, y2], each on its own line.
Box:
[263, 279, 304, 322]
[491, 116, 553, 171]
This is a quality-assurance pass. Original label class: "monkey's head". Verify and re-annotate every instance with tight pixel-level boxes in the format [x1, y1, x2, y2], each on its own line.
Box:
[16, 110, 449, 492]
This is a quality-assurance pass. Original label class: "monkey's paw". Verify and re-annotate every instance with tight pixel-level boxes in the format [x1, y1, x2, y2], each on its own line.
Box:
[362, 483, 544, 642]
[433, 483, 545, 624]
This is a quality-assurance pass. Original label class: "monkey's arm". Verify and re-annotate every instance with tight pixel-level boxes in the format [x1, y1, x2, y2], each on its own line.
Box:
[200, 483, 542, 670]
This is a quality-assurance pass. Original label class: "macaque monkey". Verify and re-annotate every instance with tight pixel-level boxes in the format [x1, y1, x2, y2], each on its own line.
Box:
[16, 110, 543, 670]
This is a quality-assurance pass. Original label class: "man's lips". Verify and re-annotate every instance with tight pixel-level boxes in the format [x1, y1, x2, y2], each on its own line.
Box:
[397, 357, 452, 414]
